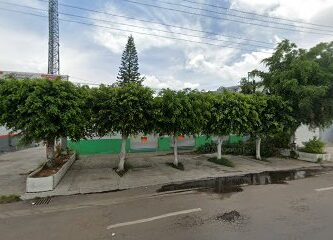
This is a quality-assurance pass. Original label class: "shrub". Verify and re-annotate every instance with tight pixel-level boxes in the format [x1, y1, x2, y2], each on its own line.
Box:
[195, 142, 217, 154]
[301, 137, 325, 154]
[222, 139, 278, 158]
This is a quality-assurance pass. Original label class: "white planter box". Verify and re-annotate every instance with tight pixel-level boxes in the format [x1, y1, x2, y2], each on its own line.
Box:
[297, 151, 331, 163]
[279, 148, 291, 157]
[26, 153, 76, 193]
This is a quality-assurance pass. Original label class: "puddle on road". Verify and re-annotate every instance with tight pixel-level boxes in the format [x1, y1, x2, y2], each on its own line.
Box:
[158, 168, 327, 195]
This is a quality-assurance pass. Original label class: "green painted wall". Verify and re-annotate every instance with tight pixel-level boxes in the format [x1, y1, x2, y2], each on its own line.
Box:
[228, 135, 244, 144]
[195, 135, 212, 146]
[69, 135, 216, 155]
[68, 139, 130, 155]
[158, 136, 172, 151]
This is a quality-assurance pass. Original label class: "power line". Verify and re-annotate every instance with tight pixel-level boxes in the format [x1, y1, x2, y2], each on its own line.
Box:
[0, 2, 275, 50]
[58, 12, 273, 49]
[0, 1, 272, 49]
[151, 0, 333, 33]
[30, 0, 273, 46]
[0, 7, 273, 53]
[181, 0, 333, 30]
[118, 0, 333, 36]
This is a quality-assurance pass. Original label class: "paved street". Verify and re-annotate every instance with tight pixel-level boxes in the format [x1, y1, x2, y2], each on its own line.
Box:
[1, 170, 333, 240]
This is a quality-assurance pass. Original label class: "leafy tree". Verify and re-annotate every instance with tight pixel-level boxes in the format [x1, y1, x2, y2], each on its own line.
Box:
[155, 89, 210, 166]
[91, 83, 155, 172]
[240, 77, 256, 94]
[248, 94, 295, 160]
[252, 40, 333, 141]
[0, 78, 88, 167]
[116, 35, 144, 85]
[205, 92, 258, 159]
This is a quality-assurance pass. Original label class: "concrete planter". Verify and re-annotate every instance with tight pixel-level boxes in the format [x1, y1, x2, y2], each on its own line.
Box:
[279, 148, 291, 157]
[297, 151, 331, 163]
[26, 153, 76, 193]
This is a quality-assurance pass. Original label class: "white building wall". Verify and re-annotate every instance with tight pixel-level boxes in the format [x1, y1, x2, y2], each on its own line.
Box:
[0, 126, 9, 136]
[320, 124, 333, 146]
[295, 125, 320, 147]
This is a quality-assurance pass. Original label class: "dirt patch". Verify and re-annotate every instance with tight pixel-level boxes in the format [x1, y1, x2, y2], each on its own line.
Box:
[113, 163, 133, 177]
[166, 162, 185, 171]
[160, 151, 198, 156]
[33, 153, 72, 177]
[216, 210, 241, 222]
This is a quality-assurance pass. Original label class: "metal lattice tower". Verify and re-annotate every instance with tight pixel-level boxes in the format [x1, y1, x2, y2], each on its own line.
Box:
[48, 0, 60, 75]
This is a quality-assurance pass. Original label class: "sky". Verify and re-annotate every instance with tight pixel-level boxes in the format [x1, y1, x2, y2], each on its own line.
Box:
[0, 0, 332, 91]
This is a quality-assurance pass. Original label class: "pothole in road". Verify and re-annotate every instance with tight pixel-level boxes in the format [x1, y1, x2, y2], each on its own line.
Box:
[216, 210, 241, 222]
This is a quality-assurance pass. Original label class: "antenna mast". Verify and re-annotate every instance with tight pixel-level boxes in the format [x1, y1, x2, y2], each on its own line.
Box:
[48, 0, 60, 75]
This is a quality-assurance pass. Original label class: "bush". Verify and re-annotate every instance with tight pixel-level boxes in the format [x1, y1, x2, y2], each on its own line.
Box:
[195, 142, 217, 154]
[222, 141, 255, 155]
[301, 137, 325, 154]
[267, 132, 292, 149]
[223, 139, 278, 158]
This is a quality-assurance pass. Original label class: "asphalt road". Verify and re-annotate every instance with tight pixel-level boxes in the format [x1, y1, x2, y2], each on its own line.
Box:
[1, 171, 333, 240]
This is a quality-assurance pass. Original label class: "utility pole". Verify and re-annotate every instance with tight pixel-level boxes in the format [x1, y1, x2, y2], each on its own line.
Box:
[48, 0, 67, 150]
[48, 0, 60, 75]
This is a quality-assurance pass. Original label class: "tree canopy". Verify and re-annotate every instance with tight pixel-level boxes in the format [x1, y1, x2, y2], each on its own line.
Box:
[253, 40, 333, 129]
[155, 89, 210, 165]
[91, 82, 155, 171]
[0, 78, 88, 166]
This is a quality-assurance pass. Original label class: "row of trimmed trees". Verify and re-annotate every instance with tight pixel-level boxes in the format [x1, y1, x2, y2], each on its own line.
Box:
[0, 78, 295, 171]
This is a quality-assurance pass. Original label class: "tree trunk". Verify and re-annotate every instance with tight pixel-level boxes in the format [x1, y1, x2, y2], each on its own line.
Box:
[255, 135, 261, 160]
[173, 135, 178, 166]
[46, 139, 56, 168]
[290, 130, 297, 151]
[217, 136, 222, 159]
[60, 137, 67, 152]
[118, 135, 127, 172]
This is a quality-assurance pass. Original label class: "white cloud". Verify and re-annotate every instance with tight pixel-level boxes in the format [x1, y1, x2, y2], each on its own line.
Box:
[230, 0, 333, 21]
[143, 75, 199, 90]
[0, 27, 47, 73]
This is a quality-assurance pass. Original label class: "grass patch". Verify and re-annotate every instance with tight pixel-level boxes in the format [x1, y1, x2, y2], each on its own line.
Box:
[166, 162, 185, 171]
[0, 195, 21, 204]
[208, 157, 235, 167]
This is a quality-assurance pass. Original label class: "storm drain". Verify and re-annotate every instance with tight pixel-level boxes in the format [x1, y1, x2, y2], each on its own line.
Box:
[32, 197, 51, 205]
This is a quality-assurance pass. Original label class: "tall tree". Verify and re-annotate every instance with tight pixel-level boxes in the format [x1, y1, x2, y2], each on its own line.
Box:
[155, 89, 210, 166]
[91, 83, 155, 172]
[248, 94, 295, 160]
[252, 40, 333, 140]
[205, 92, 257, 159]
[0, 78, 88, 167]
[116, 35, 144, 85]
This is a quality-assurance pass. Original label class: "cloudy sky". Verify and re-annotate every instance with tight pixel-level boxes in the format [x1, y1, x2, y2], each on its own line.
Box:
[0, 0, 332, 90]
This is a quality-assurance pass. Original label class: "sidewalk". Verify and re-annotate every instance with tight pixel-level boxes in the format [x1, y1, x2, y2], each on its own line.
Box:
[0, 147, 45, 196]
[1, 147, 331, 199]
[14, 149, 333, 199]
